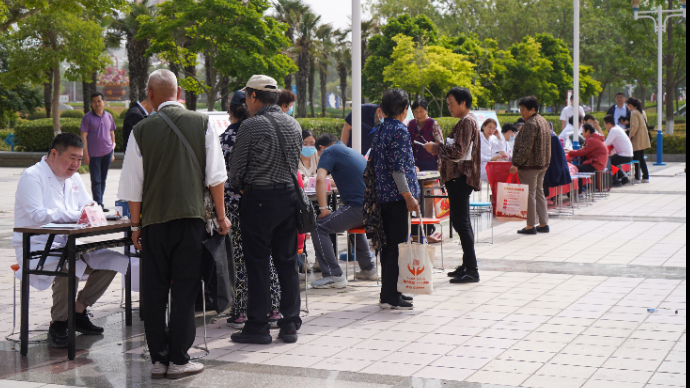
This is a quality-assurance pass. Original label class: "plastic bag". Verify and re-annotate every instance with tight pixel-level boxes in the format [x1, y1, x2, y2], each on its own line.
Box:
[495, 175, 529, 222]
[397, 214, 434, 295]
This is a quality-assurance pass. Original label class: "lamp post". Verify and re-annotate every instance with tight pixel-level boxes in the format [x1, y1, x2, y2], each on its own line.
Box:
[572, 0, 581, 150]
[352, 0, 362, 154]
[632, 0, 686, 166]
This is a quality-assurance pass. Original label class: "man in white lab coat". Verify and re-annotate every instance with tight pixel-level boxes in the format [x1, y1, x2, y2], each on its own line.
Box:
[13, 133, 129, 348]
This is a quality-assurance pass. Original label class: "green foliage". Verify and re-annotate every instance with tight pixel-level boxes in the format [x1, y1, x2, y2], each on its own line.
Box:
[502, 36, 558, 106]
[295, 118, 342, 137]
[0, 82, 42, 125]
[363, 14, 439, 101]
[27, 112, 48, 121]
[119, 110, 129, 120]
[647, 134, 686, 155]
[60, 110, 85, 119]
[104, 108, 117, 117]
[15, 118, 125, 152]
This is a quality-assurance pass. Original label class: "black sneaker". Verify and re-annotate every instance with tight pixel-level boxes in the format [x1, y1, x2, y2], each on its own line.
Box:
[517, 227, 537, 235]
[621, 178, 631, 186]
[380, 297, 413, 310]
[278, 322, 298, 343]
[231, 330, 272, 344]
[48, 320, 68, 348]
[536, 225, 550, 233]
[75, 310, 104, 335]
[447, 266, 466, 278]
[401, 295, 414, 302]
[450, 271, 480, 284]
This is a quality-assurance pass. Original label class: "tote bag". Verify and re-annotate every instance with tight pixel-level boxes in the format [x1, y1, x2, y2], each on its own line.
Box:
[397, 214, 435, 295]
[495, 175, 529, 222]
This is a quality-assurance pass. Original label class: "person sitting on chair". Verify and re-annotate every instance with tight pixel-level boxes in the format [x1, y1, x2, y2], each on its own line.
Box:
[567, 124, 609, 173]
[13, 133, 129, 348]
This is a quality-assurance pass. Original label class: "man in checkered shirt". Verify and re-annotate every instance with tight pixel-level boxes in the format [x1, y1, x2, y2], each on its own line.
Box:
[229, 75, 304, 345]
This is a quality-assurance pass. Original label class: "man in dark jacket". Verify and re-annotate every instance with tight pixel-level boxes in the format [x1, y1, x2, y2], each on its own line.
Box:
[606, 93, 631, 128]
[122, 98, 153, 152]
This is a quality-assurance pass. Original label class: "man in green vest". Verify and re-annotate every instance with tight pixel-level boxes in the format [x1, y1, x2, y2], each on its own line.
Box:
[118, 69, 231, 379]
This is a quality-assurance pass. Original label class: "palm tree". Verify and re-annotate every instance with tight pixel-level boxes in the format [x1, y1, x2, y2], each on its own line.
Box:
[294, 10, 320, 118]
[333, 29, 351, 118]
[272, 0, 308, 90]
[313, 24, 334, 118]
[109, 1, 155, 104]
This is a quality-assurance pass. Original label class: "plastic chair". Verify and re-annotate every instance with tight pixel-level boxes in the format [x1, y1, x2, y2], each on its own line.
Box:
[411, 218, 445, 271]
[5, 264, 49, 343]
[594, 169, 611, 198]
[345, 227, 380, 287]
[469, 201, 494, 244]
[618, 162, 635, 186]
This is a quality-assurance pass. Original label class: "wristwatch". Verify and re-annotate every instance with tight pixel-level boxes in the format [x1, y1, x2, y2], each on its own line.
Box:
[131, 225, 142, 232]
[319, 206, 331, 211]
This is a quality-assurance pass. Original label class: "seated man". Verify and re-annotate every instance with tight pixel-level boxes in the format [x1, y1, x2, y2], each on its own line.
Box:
[13, 133, 129, 348]
[310, 133, 377, 289]
[602, 114, 635, 186]
[567, 124, 609, 173]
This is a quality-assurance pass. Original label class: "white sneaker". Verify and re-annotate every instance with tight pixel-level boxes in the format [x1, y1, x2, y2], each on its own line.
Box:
[311, 275, 348, 289]
[151, 362, 168, 379]
[166, 361, 204, 379]
[355, 268, 379, 281]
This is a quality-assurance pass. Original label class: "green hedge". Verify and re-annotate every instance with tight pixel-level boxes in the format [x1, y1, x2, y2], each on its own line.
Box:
[295, 118, 343, 137]
[26, 112, 48, 121]
[647, 134, 686, 155]
[14, 118, 125, 152]
[60, 110, 85, 119]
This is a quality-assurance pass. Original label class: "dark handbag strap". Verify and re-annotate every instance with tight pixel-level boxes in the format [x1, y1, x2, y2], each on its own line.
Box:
[157, 110, 205, 184]
[262, 112, 300, 186]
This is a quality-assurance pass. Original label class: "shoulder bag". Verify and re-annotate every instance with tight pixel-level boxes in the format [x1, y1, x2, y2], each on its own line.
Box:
[262, 112, 317, 234]
[157, 110, 217, 224]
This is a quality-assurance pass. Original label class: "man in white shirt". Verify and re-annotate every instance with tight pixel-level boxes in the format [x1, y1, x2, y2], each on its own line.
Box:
[560, 96, 586, 130]
[118, 69, 229, 379]
[14, 133, 129, 348]
[603, 115, 635, 187]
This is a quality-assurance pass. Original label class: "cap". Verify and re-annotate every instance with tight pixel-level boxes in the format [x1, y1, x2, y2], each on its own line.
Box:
[241, 75, 279, 92]
[230, 90, 246, 106]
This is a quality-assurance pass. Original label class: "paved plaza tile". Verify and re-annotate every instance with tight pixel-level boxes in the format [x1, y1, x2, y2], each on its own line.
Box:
[0, 165, 685, 387]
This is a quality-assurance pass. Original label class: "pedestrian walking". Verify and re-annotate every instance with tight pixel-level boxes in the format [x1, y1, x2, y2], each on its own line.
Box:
[80, 92, 116, 211]
[423, 88, 482, 284]
[229, 75, 303, 345]
[510, 96, 552, 235]
[119, 69, 230, 379]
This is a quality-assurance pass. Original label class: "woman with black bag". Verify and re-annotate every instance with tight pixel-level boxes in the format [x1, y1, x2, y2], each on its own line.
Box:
[626, 97, 651, 183]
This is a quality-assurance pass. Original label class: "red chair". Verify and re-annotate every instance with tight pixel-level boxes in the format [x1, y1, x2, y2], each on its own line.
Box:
[345, 227, 379, 286]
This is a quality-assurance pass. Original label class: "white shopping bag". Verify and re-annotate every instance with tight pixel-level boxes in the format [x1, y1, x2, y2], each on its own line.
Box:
[495, 174, 529, 222]
[397, 214, 434, 295]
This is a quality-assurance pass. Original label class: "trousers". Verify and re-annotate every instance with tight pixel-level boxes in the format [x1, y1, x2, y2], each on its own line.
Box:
[379, 200, 408, 303]
[142, 218, 206, 366]
[51, 264, 117, 321]
[240, 188, 302, 333]
[89, 151, 112, 207]
[633, 150, 649, 180]
[518, 168, 549, 227]
[445, 176, 478, 271]
[610, 155, 634, 180]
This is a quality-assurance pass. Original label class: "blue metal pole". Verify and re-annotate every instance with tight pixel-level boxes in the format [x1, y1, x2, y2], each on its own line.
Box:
[654, 129, 666, 166]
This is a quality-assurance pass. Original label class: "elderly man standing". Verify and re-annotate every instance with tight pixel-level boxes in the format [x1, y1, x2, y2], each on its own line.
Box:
[510, 96, 552, 235]
[119, 70, 230, 379]
[80, 92, 116, 211]
[229, 75, 303, 345]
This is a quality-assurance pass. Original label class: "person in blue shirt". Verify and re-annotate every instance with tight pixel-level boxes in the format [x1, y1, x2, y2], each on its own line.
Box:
[309, 134, 377, 289]
[370, 89, 420, 310]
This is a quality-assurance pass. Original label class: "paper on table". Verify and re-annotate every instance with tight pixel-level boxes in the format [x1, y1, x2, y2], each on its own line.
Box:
[41, 223, 87, 229]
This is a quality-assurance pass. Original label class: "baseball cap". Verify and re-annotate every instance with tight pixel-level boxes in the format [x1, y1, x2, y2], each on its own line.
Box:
[241, 75, 279, 92]
[230, 90, 246, 106]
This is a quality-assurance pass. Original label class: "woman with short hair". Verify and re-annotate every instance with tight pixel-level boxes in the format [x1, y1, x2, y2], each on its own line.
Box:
[407, 99, 444, 172]
[626, 97, 651, 183]
[278, 89, 297, 115]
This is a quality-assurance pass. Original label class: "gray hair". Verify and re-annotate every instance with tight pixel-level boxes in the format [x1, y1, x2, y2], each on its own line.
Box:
[147, 69, 178, 91]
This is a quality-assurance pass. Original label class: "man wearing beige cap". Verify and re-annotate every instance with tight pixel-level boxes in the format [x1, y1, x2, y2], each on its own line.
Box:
[229, 75, 304, 345]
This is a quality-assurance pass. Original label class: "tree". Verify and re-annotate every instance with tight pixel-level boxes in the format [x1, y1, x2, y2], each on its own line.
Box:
[139, 0, 297, 112]
[109, 1, 155, 104]
[383, 34, 483, 116]
[0, 83, 42, 125]
[333, 29, 351, 118]
[2, 10, 114, 136]
[363, 14, 439, 101]
[1, 0, 127, 32]
[502, 37, 558, 107]
[314, 24, 334, 118]
[293, 10, 320, 117]
[272, 0, 309, 91]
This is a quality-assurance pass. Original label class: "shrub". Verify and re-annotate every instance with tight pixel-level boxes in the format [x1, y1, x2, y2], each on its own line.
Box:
[15, 118, 125, 152]
[646, 133, 686, 155]
[26, 112, 48, 121]
[104, 107, 118, 118]
[295, 118, 343, 137]
[119, 109, 129, 120]
[60, 110, 85, 119]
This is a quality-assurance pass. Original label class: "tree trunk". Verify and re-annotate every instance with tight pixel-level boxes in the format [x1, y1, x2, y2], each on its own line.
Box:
[338, 63, 347, 118]
[320, 67, 328, 118]
[205, 53, 217, 112]
[52, 66, 61, 136]
[296, 49, 310, 118]
[308, 61, 316, 118]
[596, 81, 608, 112]
[127, 33, 150, 103]
[82, 73, 97, 114]
[169, 62, 180, 78]
[44, 69, 53, 118]
[220, 76, 230, 112]
[184, 64, 198, 111]
[640, 84, 647, 109]
[284, 74, 292, 91]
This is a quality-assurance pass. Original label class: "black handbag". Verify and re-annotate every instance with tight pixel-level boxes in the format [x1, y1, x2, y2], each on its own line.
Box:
[262, 112, 317, 234]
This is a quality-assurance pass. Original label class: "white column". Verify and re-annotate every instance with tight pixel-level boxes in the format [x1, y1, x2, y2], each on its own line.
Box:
[657, 5, 664, 135]
[351, 0, 362, 154]
[572, 0, 580, 147]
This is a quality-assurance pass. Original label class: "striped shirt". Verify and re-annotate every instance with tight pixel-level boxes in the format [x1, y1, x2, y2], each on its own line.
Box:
[229, 105, 302, 191]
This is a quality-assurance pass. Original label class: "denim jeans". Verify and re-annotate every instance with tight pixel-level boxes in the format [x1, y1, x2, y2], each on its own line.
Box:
[89, 151, 112, 207]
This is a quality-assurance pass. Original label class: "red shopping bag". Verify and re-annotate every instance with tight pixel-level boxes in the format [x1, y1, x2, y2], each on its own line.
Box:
[495, 175, 529, 222]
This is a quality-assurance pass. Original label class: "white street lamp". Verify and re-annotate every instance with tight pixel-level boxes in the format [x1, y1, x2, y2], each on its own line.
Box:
[352, 0, 362, 154]
[632, 0, 686, 165]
